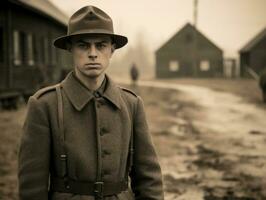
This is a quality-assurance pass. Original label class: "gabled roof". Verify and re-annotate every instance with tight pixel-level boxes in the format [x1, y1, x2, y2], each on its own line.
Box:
[240, 27, 266, 53]
[156, 22, 222, 53]
[9, 0, 68, 26]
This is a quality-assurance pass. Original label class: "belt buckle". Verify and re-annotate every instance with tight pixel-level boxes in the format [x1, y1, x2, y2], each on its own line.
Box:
[94, 181, 104, 200]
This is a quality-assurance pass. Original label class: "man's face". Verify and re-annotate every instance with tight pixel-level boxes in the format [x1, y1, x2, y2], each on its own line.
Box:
[70, 35, 115, 78]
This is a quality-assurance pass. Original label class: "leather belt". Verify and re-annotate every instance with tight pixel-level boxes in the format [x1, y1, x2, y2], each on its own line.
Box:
[49, 176, 128, 196]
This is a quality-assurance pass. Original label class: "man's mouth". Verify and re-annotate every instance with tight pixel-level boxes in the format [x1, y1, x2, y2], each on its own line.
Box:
[85, 63, 101, 68]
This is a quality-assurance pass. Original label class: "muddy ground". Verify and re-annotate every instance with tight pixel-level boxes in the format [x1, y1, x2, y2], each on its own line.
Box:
[127, 81, 266, 200]
[0, 81, 266, 200]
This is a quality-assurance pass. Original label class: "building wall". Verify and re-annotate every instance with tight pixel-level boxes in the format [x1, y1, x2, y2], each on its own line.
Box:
[240, 53, 248, 77]
[249, 37, 266, 75]
[240, 36, 266, 77]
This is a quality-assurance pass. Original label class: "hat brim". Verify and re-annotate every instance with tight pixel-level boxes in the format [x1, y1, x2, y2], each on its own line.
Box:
[53, 32, 128, 50]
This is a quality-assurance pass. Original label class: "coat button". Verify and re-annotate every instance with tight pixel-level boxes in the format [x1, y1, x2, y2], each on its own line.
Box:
[93, 91, 101, 98]
[100, 127, 108, 135]
[102, 149, 110, 156]
[101, 149, 111, 158]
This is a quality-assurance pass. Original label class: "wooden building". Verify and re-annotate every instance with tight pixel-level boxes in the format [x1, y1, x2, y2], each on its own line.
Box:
[155, 23, 223, 78]
[0, 0, 71, 101]
[239, 27, 266, 78]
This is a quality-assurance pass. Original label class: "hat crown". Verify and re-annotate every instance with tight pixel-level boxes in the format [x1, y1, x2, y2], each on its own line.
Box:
[53, 5, 128, 50]
[68, 5, 114, 35]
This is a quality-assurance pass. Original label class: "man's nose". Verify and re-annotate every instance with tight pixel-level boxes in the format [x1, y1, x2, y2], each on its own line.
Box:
[88, 45, 97, 59]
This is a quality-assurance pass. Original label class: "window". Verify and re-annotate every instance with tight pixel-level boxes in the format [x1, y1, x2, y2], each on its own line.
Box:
[14, 31, 36, 66]
[33, 35, 38, 64]
[13, 30, 21, 66]
[27, 34, 34, 66]
[169, 60, 180, 72]
[200, 60, 210, 71]
[20, 32, 27, 64]
[14, 31, 27, 65]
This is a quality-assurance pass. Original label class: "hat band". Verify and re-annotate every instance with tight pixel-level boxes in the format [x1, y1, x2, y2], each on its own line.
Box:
[68, 29, 114, 36]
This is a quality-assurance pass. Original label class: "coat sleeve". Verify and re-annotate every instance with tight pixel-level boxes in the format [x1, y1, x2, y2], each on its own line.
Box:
[18, 96, 51, 200]
[130, 96, 164, 200]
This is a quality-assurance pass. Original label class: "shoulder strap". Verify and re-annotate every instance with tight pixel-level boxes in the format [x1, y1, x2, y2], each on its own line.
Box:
[55, 84, 68, 183]
[125, 108, 134, 184]
[56, 84, 64, 142]
[128, 125, 134, 173]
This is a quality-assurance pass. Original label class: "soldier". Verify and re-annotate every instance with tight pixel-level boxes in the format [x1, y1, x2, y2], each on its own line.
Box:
[130, 63, 139, 86]
[18, 5, 164, 200]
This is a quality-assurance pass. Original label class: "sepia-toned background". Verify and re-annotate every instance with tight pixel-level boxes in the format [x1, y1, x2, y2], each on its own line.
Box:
[0, 0, 266, 199]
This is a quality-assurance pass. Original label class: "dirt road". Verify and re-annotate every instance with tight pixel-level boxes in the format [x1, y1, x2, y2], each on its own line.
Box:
[127, 80, 266, 200]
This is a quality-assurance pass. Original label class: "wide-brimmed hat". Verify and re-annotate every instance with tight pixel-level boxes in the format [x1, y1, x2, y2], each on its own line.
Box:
[53, 5, 128, 50]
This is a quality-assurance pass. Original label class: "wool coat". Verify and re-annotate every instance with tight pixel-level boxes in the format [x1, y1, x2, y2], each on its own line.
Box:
[18, 70, 164, 200]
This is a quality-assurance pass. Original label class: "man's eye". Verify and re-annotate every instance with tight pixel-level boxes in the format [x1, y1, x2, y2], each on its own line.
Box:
[78, 43, 88, 49]
[96, 43, 106, 49]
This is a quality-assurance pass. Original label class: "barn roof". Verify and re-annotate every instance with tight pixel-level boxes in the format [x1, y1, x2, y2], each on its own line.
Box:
[240, 27, 266, 53]
[156, 23, 222, 53]
[9, 0, 68, 26]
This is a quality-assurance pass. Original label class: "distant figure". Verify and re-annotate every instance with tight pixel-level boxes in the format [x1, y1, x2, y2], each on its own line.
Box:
[259, 69, 266, 103]
[130, 63, 139, 85]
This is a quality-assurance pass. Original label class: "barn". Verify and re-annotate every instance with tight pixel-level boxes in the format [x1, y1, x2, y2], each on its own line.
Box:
[239, 27, 266, 78]
[0, 0, 72, 104]
[155, 23, 223, 78]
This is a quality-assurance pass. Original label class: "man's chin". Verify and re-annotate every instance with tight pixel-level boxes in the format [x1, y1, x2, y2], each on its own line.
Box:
[82, 71, 103, 79]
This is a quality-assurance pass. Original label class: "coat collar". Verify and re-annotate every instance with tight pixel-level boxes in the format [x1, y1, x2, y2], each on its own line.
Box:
[61, 70, 122, 111]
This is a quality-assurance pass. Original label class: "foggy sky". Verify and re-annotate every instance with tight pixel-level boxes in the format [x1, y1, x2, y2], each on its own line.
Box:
[50, 0, 266, 58]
